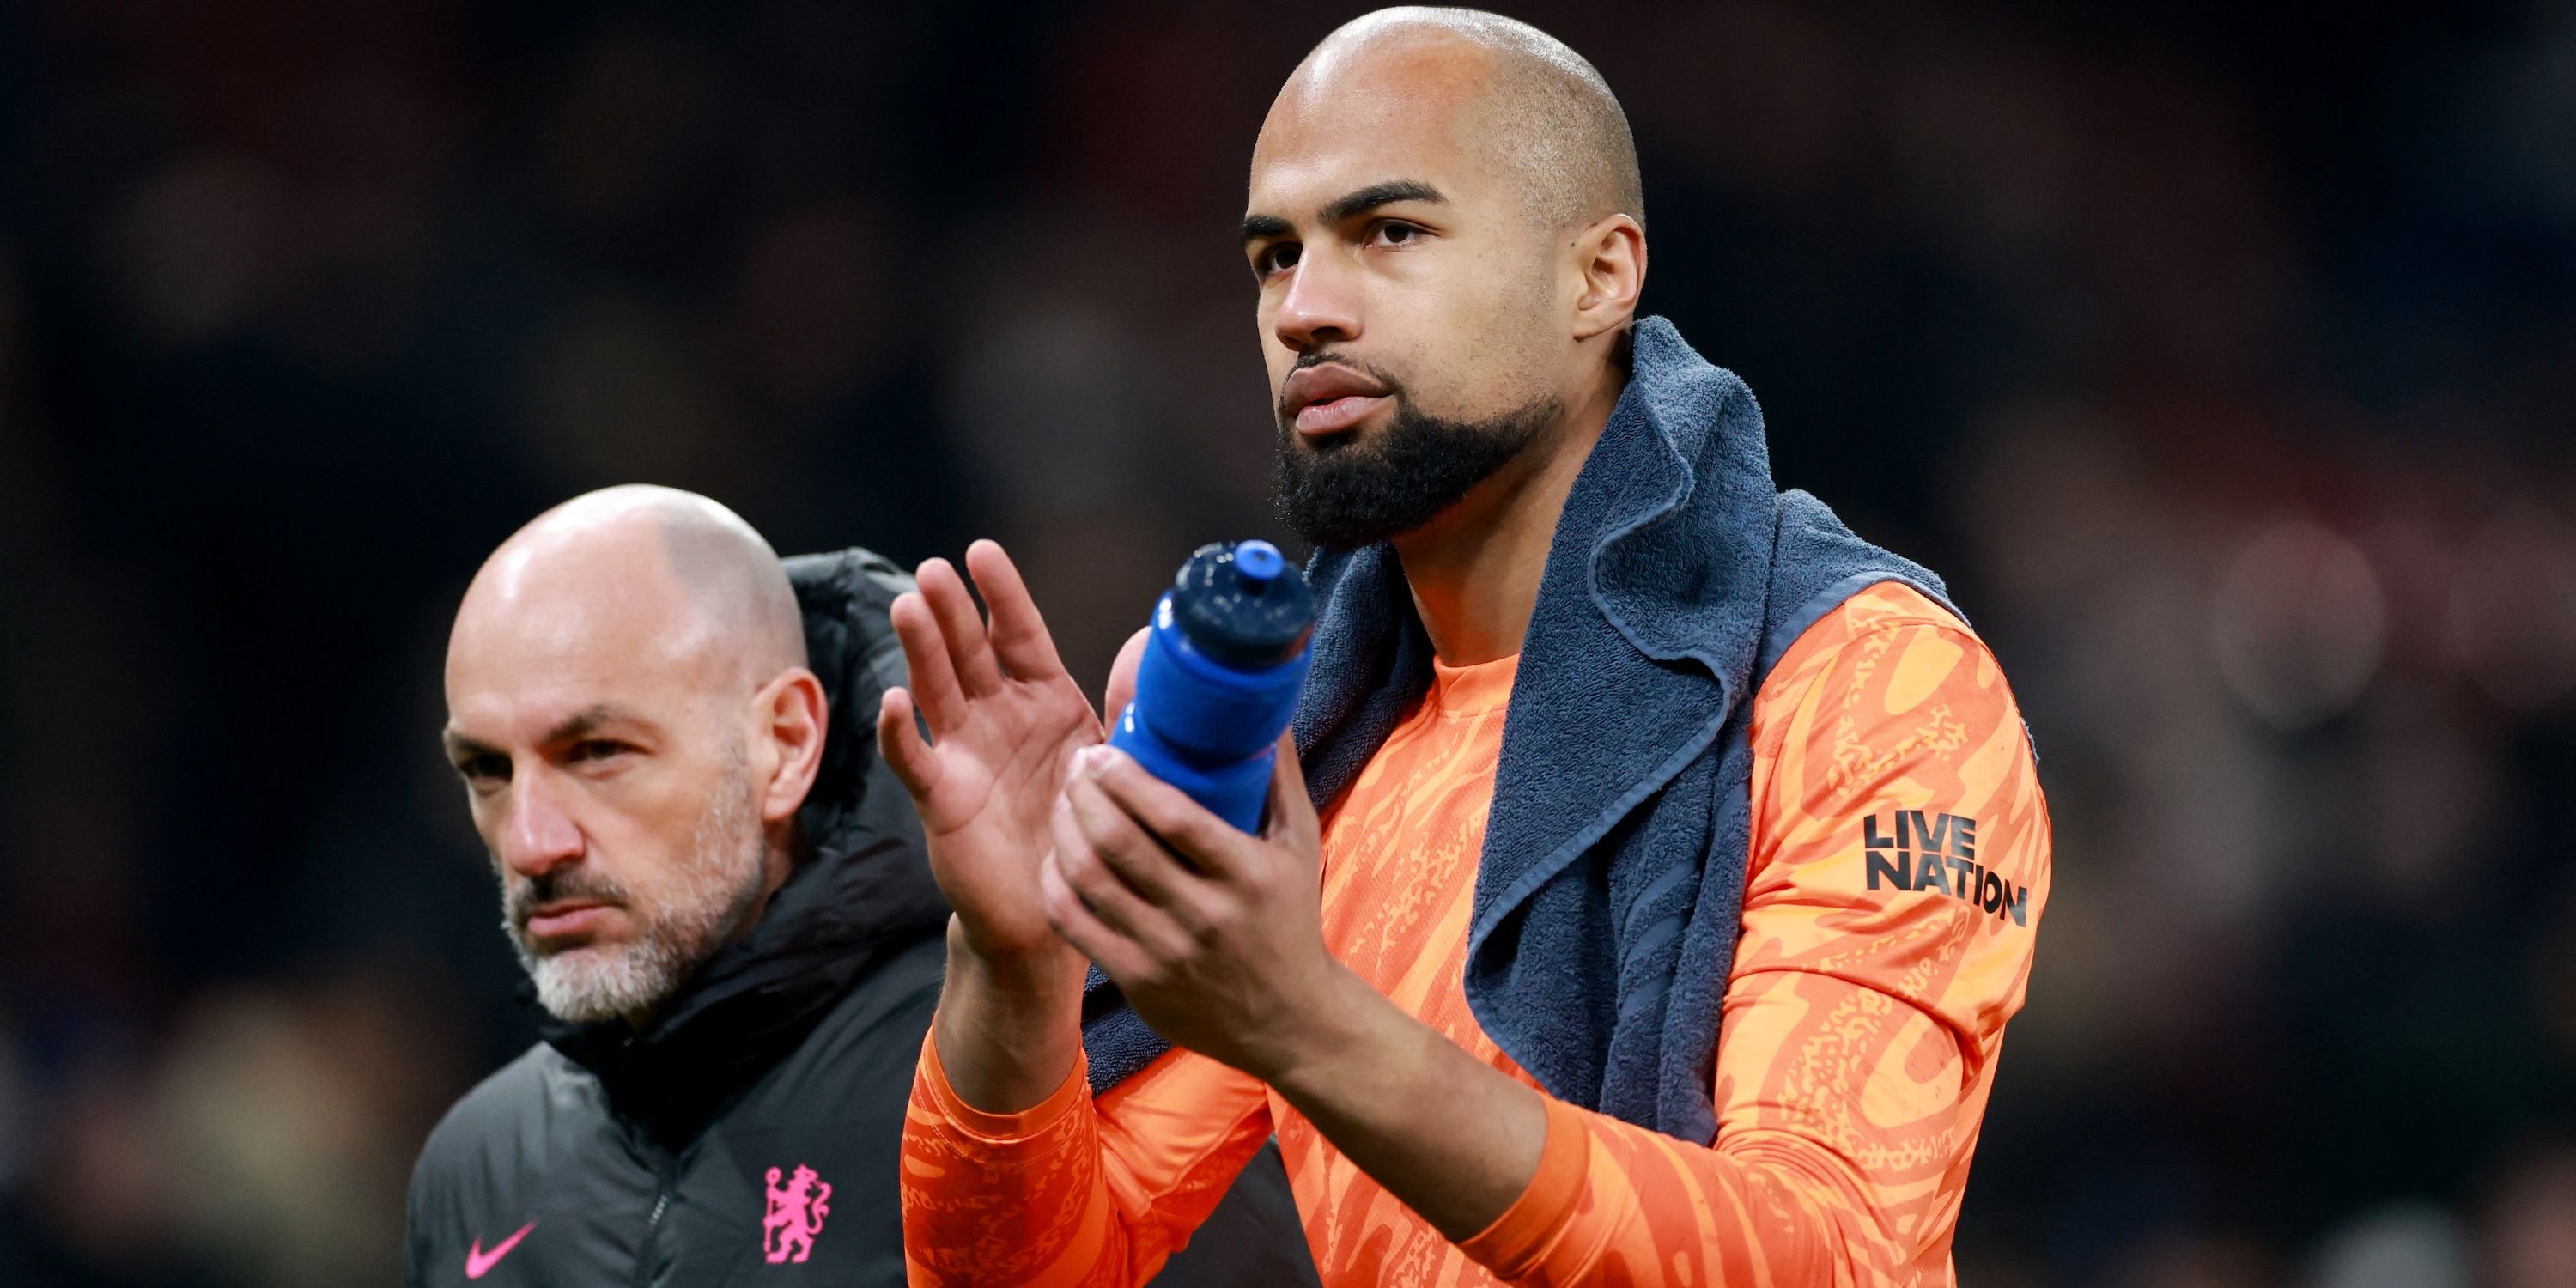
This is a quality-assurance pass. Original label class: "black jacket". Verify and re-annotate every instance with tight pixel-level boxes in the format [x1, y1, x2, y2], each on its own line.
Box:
[404, 548, 947, 1286]
[404, 547, 1315, 1286]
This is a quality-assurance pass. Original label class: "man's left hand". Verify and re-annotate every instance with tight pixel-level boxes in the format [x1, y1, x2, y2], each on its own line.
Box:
[1039, 734, 1358, 1083]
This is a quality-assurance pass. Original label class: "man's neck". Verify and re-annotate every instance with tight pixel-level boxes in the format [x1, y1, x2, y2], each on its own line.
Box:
[1392, 355, 1627, 665]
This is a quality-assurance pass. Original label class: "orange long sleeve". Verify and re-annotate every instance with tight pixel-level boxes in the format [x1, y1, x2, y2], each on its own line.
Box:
[900, 582, 2050, 1288]
[900, 1034, 1273, 1286]
[1458, 585, 2049, 1285]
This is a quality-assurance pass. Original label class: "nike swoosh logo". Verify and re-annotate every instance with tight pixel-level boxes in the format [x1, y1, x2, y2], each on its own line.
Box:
[465, 1222, 536, 1279]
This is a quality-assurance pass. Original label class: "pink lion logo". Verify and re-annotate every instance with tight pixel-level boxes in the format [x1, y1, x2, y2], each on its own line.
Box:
[762, 1164, 833, 1265]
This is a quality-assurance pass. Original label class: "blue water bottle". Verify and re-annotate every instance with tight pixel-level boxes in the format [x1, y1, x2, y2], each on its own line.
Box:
[1107, 540, 1316, 833]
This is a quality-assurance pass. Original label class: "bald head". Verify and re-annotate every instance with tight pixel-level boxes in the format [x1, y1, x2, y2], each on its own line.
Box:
[1245, 8, 1649, 553]
[1280, 8, 1641, 234]
[451, 484, 806, 698]
[443, 486, 827, 1027]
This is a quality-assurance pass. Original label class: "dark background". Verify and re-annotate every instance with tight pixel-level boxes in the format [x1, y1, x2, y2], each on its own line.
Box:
[3, 1, 2573, 1285]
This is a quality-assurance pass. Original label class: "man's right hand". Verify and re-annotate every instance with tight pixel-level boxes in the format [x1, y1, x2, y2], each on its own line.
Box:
[877, 540, 1099, 969]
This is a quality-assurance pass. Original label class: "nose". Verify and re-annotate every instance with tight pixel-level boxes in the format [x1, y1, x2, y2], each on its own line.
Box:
[1272, 246, 1361, 354]
[498, 771, 586, 879]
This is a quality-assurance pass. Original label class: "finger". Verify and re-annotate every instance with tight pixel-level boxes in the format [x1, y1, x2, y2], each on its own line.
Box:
[1065, 771, 1208, 928]
[1083, 746, 1257, 884]
[965, 540, 1069, 684]
[1261, 729, 1321, 854]
[1039, 851, 1160, 984]
[875, 686, 939, 800]
[887, 591, 968, 732]
[1103, 626, 1150, 724]
[1050, 787, 1202, 953]
[916, 557, 1006, 697]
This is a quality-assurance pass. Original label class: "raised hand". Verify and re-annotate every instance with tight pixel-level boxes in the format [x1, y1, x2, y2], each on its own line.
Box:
[877, 540, 1101, 964]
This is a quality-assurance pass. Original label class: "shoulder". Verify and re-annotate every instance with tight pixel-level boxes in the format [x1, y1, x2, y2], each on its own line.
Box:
[409, 1042, 590, 1203]
[1735, 581, 2051, 1030]
[1752, 580, 2009, 741]
[1747, 579, 2035, 817]
[770, 939, 944, 1092]
[1765, 580, 1978, 686]
[822, 938, 943, 1035]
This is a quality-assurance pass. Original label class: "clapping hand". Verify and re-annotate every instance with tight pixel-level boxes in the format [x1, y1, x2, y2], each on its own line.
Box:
[876, 540, 1102, 967]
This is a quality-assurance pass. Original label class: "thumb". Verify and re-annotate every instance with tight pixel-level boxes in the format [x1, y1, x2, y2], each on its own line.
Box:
[1102, 627, 1150, 726]
[1261, 728, 1320, 854]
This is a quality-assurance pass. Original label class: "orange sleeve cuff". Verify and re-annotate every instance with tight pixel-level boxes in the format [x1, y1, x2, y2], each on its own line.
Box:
[1457, 1093, 1594, 1279]
[917, 1026, 1091, 1144]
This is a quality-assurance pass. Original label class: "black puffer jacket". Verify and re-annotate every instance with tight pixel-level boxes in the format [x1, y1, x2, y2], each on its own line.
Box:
[404, 547, 1315, 1286]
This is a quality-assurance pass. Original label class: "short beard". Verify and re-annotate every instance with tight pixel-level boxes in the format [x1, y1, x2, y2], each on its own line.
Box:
[504, 745, 769, 1025]
[1272, 369, 1559, 550]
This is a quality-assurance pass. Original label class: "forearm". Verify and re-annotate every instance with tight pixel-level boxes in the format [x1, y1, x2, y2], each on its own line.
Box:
[1262, 963, 1550, 1241]
[902, 1031, 1279, 1288]
[1269, 987, 1871, 1287]
[1258, 972, 1898, 1287]
[902, 1030, 1119, 1288]
[929, 916, 1087, 1112]
[1515, 1111, 1869, 1287]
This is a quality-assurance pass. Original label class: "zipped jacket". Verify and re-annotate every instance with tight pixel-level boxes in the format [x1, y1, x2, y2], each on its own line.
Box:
[402, 548, 949, 1286]
[404, 546, 1317, 1286]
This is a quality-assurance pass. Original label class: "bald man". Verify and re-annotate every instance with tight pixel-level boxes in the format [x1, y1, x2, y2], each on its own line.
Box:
[895, 9, 2050, 1288]
[404, 486, 955, 1285]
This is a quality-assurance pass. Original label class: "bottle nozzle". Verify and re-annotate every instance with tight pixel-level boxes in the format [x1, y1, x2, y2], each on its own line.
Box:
[1235, 539, 1286, 584]
[1167, 539, 1315, 668]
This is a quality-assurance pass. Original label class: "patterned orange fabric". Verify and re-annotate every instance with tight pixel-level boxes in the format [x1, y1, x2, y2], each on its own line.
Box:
[900, 582, 2050, 1287]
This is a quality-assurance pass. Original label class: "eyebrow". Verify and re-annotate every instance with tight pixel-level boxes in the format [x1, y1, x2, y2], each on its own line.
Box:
[1240, 213, 1293, 244]
[1321, 179, 1446, 225]
[544, 704, 633, 744]
[1238, 179, 1450, 245]
[440, 703, 643, 761]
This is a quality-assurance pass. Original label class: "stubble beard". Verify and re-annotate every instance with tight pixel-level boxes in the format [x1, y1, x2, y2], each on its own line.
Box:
[1270, 363, 1562, 551]
[505, 746, 770, 1025]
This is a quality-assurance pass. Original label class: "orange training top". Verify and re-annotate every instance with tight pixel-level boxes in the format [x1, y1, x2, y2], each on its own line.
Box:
[900, 581, 2050, 1287]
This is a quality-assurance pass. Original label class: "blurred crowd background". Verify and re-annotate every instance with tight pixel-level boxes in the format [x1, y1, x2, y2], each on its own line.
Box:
[2, 0, 2572, 1285]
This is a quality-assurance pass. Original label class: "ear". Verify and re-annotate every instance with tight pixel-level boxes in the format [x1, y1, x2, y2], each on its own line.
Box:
[1568, 212, 1645, 342]
[750, 667, 829, 824]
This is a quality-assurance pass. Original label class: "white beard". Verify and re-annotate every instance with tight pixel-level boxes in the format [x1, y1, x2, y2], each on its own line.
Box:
[508, 750, 769, 1024]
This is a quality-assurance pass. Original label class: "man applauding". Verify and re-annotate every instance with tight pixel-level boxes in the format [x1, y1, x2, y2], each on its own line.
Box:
[890, 9, 2051, 1286]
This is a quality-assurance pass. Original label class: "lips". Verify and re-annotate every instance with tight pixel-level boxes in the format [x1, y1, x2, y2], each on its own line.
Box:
[1281, 363, 1394, 438]
[525, 901, 615, 941]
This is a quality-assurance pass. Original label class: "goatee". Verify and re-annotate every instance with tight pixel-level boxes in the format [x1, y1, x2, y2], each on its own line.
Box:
[1272, 375, 1559, 550]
